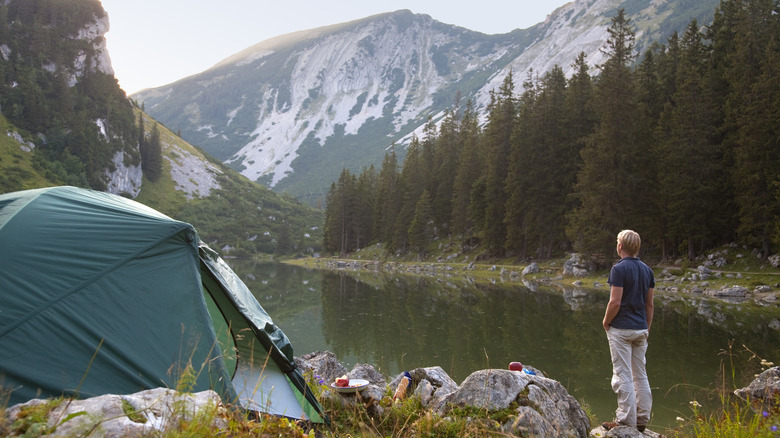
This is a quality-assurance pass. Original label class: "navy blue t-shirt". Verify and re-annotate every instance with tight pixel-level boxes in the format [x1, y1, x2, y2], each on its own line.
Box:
[607, 257, 655, 330]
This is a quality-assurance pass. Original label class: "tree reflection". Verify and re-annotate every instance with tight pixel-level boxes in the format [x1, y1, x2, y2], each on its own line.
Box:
[228, 261, 780, 428]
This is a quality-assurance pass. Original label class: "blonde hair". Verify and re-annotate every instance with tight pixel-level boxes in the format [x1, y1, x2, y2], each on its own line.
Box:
[617, 229, 641, 257]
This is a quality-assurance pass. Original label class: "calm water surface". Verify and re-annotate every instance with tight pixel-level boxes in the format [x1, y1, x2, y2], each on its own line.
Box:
[228, 260, 780, 430]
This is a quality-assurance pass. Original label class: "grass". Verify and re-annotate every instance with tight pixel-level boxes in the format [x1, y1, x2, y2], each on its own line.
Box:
[2, 352, 778, 437]
[664, 344, 779, 437]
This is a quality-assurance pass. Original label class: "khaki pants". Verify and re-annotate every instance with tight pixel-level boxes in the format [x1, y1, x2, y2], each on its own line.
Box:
[606, 328, 652, 426]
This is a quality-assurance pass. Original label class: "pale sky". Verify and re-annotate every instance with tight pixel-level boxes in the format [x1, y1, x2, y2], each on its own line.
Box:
[100, 0, 570, 95]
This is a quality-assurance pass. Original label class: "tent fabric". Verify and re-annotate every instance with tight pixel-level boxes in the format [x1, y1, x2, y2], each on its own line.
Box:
[0, 186, 325, 423]
[200, 245, 323, 422]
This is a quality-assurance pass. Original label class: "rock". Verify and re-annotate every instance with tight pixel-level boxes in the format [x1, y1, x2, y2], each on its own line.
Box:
[769, 254, 780, 268]
[707, 286, 749, 298]
[564, 253, 594, 278]
[697, 266, 713, 280]
[389, 366, 458, 409]
[104, 150, 142, 198]
[589, 424, 664, 437]
[295, 350, 348, 385]
[734, 366, 780, 412]
[4, 388, 223, 438]
[437, 369, 589, 438]
[522, 263, 539, 276]
[503, 406, 555, 436]
[414, 379, 436, 407]
[349, 363, 387, 387]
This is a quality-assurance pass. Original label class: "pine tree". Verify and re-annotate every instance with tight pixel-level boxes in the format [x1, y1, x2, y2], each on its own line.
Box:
[323, 169, 357, 255]
[393, 136, 426, 252]
[562, 53, 596, 245]
[451, 101, 483, 237]
[374, 148, 400, 245]
[567, 9, 647, 257]
[353, 165, 377, 249]
[504, 69, 539, 258]
[275, 221, 293, 256]
[656, 21, 722, 259]
[323, 182, 340, 253]
[432, 108, 461, 234]
[147, 123, 163, 182]
[408, 190, 434, 256]
[516, 66, 570, 258]
[722, 0, 780, 257]
[482, 72, 516, 254]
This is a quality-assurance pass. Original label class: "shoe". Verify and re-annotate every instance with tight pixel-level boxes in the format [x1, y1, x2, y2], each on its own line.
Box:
[602, 421, 620, 430]
[637, 424, 646, 432]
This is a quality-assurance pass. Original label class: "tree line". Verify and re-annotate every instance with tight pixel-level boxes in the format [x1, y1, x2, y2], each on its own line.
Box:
[323, 0, 779, 263]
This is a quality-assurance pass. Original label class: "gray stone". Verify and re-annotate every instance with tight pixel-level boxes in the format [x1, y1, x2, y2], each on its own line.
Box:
[388, 366, 459, 410]
[503, 406, 555, 436]
[563, 253, 594, 278]
[295, 350, 348, 385]
[707, 286, 749, 298]
[606, 425, 644, 437]
[437, 369, 589, 437]
[522, 263, 539, 276]
[734, 366, 780, 411]
[5, 388, 222, 438]
[350, 363, 387, 387]
[414, 379, 436, 407]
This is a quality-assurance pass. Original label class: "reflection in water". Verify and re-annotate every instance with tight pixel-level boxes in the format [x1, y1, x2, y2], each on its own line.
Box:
[227, 260, 780, 429]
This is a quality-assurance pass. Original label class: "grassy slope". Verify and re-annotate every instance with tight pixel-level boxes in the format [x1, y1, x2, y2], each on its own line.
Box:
[0, 114, 60, 192]
[0, 109, 324, 256]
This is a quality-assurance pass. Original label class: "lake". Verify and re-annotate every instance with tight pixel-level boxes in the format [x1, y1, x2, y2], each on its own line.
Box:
[227, 259, 780, 430]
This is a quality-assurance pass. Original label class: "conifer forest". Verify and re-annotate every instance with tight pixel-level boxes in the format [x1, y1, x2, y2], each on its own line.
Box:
[323, 1, 780, 263]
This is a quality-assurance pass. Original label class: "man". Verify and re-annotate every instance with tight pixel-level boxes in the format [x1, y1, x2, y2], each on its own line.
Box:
[602, 229, 655, 432]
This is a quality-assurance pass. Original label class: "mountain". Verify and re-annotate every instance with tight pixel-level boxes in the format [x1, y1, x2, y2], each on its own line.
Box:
[0, 0, 322, 256]
[133, 0, 720, 204]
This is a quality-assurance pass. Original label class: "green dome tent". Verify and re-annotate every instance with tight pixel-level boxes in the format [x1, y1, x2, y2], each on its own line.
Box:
[0, 186, 325, 423]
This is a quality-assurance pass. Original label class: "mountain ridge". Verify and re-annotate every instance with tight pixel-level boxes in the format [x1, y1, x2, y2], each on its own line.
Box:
[133, 0, 720, 202]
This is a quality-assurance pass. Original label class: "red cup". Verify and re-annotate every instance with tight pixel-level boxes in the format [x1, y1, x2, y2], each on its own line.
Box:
[509, 362, 523, 371]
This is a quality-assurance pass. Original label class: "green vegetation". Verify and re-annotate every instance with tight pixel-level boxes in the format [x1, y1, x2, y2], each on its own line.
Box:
[0, 1, 139, 191]
[131, 110, 324, 257]
[324, 1, 780, 266]
[4, 361, 776, 437]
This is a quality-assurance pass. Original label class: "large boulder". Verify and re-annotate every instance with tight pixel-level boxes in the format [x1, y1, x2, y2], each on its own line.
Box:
[4, 388, 223, 437]
[437, 369, 590, 437]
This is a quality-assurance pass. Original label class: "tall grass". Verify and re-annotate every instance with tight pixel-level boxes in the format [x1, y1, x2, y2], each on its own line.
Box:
[666, 343, 779, 437]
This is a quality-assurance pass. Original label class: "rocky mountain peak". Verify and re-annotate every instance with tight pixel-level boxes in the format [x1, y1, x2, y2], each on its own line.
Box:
[134, 0, 720, 201]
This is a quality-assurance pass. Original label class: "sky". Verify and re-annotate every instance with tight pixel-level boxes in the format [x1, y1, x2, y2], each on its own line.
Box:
[100, 0, 570, 95]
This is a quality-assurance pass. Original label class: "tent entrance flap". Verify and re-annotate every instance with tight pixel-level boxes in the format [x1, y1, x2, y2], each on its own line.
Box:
[199, 255, 324, 422]
[233, 339, 309, 419]
[202, 270, 305, 417]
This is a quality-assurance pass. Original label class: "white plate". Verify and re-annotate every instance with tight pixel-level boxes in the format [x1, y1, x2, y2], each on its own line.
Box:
[330, 378, 369, 393]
